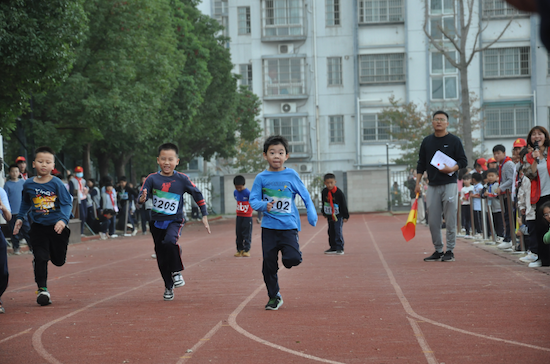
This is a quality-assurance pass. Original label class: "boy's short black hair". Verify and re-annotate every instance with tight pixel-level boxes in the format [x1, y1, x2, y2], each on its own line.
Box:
[462, 173, 472, 180]
[324, 173, 336, 181]
[119, 176, 127, 182]
[482, 170, 489, 179]
[539, 201, 550, 216]
[492, 144, 506, 153]
[263, 135, 289, 154]
[433, 110, 449, 120]
[486, 168, 498, 176]
[8, 164, 19, 172]
[34, 146, 55, 157]
[233, 175, 245, 186]
[158, 142, 179, 156]
[519, 146, 529, 161]
[457, 167, 469, 180]
[104, 181, 113, 187]
[471, 172, 482, 183]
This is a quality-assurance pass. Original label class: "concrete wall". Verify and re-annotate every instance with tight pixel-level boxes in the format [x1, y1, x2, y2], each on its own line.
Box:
[218, 169, 390, 214]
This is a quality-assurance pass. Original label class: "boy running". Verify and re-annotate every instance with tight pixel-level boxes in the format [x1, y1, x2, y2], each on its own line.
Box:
[13, 146, 73, 306]
[138, 143, 210, 301]
[250, 135, 318, 310]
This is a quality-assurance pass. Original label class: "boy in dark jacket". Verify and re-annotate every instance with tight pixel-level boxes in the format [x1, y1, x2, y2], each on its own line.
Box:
[321, 173, 349, 255]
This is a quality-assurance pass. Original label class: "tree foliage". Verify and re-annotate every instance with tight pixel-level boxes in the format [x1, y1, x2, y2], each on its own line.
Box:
[0, 0, 88, 133]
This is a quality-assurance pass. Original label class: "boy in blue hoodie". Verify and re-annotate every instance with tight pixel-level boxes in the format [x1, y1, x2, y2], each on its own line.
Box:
[14, 146, 73, 306]
[250, 135, 318, 310]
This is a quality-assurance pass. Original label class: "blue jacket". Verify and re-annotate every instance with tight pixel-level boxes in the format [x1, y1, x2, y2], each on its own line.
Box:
[250, 168, 317, 231]
[17, 177, 73, 225]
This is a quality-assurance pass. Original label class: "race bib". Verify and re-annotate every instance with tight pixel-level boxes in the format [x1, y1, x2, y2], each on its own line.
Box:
[152, 189, 180, 215]
[323, 202, 339, 215]
[263, 187, 292, 215]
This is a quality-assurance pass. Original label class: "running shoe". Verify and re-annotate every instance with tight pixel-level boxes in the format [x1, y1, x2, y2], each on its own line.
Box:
[164, 288, 174, 301]
[172, 273, 185, 288]
[441, 250, 455, 262]
[423, 251, 444, 262]
[265, 296, 283, 310]
[37, 289, 52, 306]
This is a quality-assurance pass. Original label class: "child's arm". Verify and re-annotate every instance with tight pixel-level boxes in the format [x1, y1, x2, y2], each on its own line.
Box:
[138, 175, 152, 204]
[0, 189, 12, 222]
[250, 176, 268, 212]
[56, 178, 74, 234]
[339, 190, 350, 221]
[14, 181, 32, 234]
[293, 174, 317, 227]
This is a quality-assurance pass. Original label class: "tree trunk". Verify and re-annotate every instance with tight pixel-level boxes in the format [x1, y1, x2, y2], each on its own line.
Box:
[460, 64, 473, 166]
[113, 152, 133, 181]
[97, 151, 111, 180]
[82, 143, 92, 180]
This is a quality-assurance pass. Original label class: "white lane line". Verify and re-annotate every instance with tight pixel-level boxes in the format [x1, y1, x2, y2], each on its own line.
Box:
[406, 317, 438, 364]
[227, 225, 348, 364]
[8, 228, 234, 293]
[176, 321, 223, 364]
[0, 328, 32, 344]
[363, 216, 550, 353]
[32, 247, 235, 364]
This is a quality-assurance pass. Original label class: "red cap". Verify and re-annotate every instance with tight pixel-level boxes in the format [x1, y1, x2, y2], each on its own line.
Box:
[74, 166, 83, 173]
[513, 138, 527, 148]
[476, 158, 488, 171]
[52, 168, 60, 175]
[15, 156, 26, 163]
[487, 157, 496, 164]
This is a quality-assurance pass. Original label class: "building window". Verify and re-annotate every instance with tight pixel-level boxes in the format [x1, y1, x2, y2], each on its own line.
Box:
[358, 0, 404, 24]
[214, 0, 229, 38]
[430, 0, 454, 14]
[483, 47, 530, 78]
[431, 52, 458, 100]
[362, 114, 394, 141]
[359, 53, 405, 84]
[327, 57, 342, 86]
[266, 117, 308, 153]
[485, 106, 531, 137]
[326, 0, 340, 26]
[329, 115, 344, 143]
[482, 0, 522, 18]
[239, 64, 253, 91]
[262, 0, 304, 37]
[238, 7, 251, 34]
[263, 58, 306, 96]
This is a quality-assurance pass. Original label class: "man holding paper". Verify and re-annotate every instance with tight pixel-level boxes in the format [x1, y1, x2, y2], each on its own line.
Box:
[415, 111, 468, 262]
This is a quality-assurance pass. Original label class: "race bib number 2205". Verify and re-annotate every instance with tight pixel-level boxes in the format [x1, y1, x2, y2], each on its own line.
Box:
[152, 189, 180, 215]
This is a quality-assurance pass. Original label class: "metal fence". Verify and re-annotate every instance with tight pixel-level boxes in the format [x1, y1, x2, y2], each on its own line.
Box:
[390, 169, 415, 207]
[182, 177, 214, 216]
[295, 174, 325, 210]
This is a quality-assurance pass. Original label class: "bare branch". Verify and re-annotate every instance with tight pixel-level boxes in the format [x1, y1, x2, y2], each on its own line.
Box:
[475, 17, 514, 53]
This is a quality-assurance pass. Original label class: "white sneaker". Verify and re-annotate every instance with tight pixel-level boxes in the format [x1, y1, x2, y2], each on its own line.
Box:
[172, 272, 185, 287]
[528, 260, 542, 268]
[110, 234, 119, 238]
[520, 253, 538, 263]
[132, 229, 138, 236]
[151, 253, 157, 259]
[497, 242, 513, 249]
[99, 232, 107, 240]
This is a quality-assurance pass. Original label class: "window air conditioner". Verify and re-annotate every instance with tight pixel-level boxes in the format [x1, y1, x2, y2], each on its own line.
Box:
[280, 103, 296, 113]
[278, 44, 294, 54]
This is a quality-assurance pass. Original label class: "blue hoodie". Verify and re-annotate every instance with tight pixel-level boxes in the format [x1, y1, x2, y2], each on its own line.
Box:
[250, 168, 317, 231]
[17, 177, 73, 225]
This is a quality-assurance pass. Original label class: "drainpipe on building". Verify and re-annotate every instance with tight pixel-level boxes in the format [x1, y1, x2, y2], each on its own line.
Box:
[353, 0, 360, 169]
[311, 1, 321, 173]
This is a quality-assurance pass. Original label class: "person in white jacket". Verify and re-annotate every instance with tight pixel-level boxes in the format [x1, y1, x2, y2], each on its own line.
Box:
[517, 161, 538, 263]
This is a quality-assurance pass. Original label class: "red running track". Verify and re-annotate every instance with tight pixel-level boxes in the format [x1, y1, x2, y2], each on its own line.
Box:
[0, 214, 549, 363]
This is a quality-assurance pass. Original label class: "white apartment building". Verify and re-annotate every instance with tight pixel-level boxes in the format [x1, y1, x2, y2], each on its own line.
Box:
[208, 0, 549, 173]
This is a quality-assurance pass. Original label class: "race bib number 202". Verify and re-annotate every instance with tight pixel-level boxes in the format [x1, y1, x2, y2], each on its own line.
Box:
[263, 187, 292, 215]
[152, 189, 180, 215]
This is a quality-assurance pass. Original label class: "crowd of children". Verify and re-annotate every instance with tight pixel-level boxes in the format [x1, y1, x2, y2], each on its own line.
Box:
[457, 132, 550, 268]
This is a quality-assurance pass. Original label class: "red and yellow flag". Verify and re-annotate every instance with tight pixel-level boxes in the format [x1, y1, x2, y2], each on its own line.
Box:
[401, 196, 418, 242]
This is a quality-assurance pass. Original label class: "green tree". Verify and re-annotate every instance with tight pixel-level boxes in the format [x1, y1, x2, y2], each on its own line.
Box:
[228, 139, 267, 173]
[28, 0, 183, 178]
[0, 0, 88, 133]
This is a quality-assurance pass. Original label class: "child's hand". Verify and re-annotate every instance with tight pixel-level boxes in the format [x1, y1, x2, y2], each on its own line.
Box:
[202, 216, 211, 234]
[54, 220, 66, 234]
[521, 209, 526, 215]
[495, 187, 501, 194]
[266, 202, 273, 212]
[139, 189, 147, 204]
[343, 218, 348, 223]
[483, 191, 488, 197]
[13, 219, 22, 235]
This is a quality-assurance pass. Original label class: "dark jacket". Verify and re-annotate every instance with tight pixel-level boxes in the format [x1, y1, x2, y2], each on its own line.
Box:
[321, 187, 349, 220]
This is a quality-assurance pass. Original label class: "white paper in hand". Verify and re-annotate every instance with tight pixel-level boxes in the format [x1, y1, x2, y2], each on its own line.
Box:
[430, 150, 457, 176]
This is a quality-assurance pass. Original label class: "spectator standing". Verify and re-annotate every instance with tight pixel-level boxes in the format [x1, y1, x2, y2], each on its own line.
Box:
[15, 156, 31, 180]
[485, 168, 504, 241]
[233, 175, 253, 257]
[69, 166, 89, 236]
[459, 174, 474, 238]
[493, 145, 515, 249]
[0, 186, 12, 313]
[100, 181, 118, 238]
[523, 126, 550, 267]
[415, 111, 468, 262]
[517, 158, 538, 264]
[4, 165, 31, 254]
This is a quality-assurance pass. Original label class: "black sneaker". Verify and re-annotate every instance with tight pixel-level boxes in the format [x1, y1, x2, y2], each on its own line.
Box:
[423, 251, 444, 262]
[163, 288, 174, 301]
[324, 249, 337, 255]
[335, 250, 344, 255]
[36, 289, 52, 306]
[265, 296, 283, 310]
[441, 250, 455, 262]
